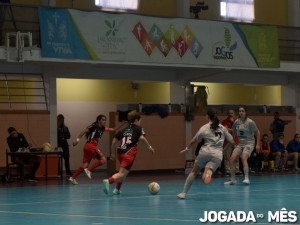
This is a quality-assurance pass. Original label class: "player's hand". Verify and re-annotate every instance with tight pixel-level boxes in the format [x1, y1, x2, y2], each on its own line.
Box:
[255, 145, 260, 153]
[231, 143, 236, 149]
[109, 154, 115, 160]
[180, 147, 190, 154]
[148, 146, 155, 154]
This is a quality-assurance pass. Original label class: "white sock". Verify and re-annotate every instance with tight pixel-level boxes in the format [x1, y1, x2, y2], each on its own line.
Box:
[182, 173, 196, 194]
[244, 167, 249, 179]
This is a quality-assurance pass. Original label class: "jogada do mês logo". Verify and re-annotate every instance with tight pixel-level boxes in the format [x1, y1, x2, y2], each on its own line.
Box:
[213, 27, 237, 60]
[199, 208, 298, 223]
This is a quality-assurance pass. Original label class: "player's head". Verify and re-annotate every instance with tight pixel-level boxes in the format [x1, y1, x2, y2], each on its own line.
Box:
[57, 114, 65, 126]
[207, 108, 219, 130]
[96, 114, 107, 127]
[227, 109, 235, 118]
[238, 105, 247, 119]
[261, 133, 269, 142]
[128, 110, 141, 124]
[8, 127, 18, 138]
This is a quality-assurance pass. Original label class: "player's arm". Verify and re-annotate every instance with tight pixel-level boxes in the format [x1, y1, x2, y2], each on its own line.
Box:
[225, 129, 234, 145]
[180, 135, 198, 154]
[139, 135, 154, 154]
[107, 121, 129, 132]
[72, 128, 89, 146]
[254, 129, 261, 153]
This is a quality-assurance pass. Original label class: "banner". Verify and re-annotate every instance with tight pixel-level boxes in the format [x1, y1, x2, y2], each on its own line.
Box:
[38, 7, 279, 68]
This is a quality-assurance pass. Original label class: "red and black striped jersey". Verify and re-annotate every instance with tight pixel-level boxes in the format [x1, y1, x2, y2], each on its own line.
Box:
[86, 122, 108, 145]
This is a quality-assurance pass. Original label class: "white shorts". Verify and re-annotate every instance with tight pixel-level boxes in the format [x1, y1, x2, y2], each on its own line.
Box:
[233, 143, 255, 157]
[195, 151, 222, 172]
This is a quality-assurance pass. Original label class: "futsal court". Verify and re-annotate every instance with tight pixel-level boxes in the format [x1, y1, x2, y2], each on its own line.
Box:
[0, 172, 299, 225]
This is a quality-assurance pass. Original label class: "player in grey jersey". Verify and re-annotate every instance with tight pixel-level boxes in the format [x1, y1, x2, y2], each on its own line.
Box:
[177, 108, 234, 199]
[224, 105, 260, 185]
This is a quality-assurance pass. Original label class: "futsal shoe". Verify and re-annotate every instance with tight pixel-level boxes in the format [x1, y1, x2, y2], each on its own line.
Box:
[112, 188, 122, 195]
[103, 179, 110, 195]
[177, 193, 186, 199]
[69, 177, 78, 185]
[84, 168, 92, 179]
[243, 178, 250, 185]
[203, 170, 212, 185]
[224, 179, 237, 185]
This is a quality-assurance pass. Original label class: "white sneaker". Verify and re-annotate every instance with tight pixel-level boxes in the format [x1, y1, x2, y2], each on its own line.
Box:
[224, 180, 237, 185]
[84, 168, 92, 179]
[243, 178, 250, 185]
[177, 193, 186, 199]
[112, 188, 122, 195]
[69, 177, 78, 185]
[103, 179, 110, 195]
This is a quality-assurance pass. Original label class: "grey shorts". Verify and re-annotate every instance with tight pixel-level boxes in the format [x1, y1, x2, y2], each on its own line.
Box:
[195, 151, 222, 172]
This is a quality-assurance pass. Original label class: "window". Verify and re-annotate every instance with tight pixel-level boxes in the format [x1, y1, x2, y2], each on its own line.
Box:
[95, 0, 139, 11]
[220, 0, 254, 22]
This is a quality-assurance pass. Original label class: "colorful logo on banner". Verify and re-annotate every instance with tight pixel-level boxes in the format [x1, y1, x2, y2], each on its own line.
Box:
[212, 27, 237, 60]
[132, 23, 203, 58]
[97, 19, 127, 56]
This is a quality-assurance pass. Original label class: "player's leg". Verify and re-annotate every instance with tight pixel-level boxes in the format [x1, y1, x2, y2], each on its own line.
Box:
[177, 163, 200, 199]
[85, 147, 107, 179]
[224, 145, 241, 185]
[241, 144, 254, 185]
[69, 144, 89, 184]
[202, 158, 221, 185]
[103, 154, 132, 195]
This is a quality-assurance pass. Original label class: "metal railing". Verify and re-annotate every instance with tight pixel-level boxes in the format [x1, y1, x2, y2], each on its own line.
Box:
[0, 73, 48, 110]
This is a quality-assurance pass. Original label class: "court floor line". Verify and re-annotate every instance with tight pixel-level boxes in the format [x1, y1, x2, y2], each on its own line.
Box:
[0, 186, 299, 207]
[0, 210, 198, 223]
[0, 211, 289, 225]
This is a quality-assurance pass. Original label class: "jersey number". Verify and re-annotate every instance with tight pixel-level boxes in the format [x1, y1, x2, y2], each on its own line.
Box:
[120, 136, 132, 148]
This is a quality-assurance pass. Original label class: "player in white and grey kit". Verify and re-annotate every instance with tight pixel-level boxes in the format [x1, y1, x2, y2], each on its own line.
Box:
[177, 108, 234, 199]
[224, 105, 260, 185]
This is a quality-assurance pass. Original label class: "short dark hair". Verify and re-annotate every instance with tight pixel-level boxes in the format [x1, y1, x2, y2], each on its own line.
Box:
[8, 127, 16, 134]
[57, 114, 64, 119]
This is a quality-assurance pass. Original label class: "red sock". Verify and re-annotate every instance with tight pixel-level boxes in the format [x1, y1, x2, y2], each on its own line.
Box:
[116, 182, 122, 190]
[72, 167, 84, 179]
[108, 177, 115, 184]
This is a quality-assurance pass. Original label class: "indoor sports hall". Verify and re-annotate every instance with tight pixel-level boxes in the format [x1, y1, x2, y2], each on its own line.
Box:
[1, 1, 300, 225]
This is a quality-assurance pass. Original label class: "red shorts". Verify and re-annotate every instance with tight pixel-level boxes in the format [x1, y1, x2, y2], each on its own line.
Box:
[117, 146, 137, 170]
[83, 142, 105, 163]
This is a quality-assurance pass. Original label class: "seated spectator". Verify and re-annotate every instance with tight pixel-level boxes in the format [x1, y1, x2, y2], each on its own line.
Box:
[6, 127, 41, 181]
[259, 134, 271, 170]
[270, 132, 288, 171]
[286, 133, 300, 171]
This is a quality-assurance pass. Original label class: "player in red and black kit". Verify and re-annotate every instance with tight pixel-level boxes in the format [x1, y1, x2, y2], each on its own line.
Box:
[103, 110, 155, 195]
[69, 114, 117, 185]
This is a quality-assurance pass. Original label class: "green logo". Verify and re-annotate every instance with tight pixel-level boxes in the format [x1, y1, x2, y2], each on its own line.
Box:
[105, 20, 118, 36]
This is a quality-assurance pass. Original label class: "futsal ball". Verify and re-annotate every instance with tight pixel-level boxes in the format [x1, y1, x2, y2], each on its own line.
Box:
[43, 142, 52, 152]
[148, 182, 160, 195]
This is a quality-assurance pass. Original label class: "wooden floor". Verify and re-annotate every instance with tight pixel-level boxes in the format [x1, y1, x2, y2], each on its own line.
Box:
[0, 171, 299, 225]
